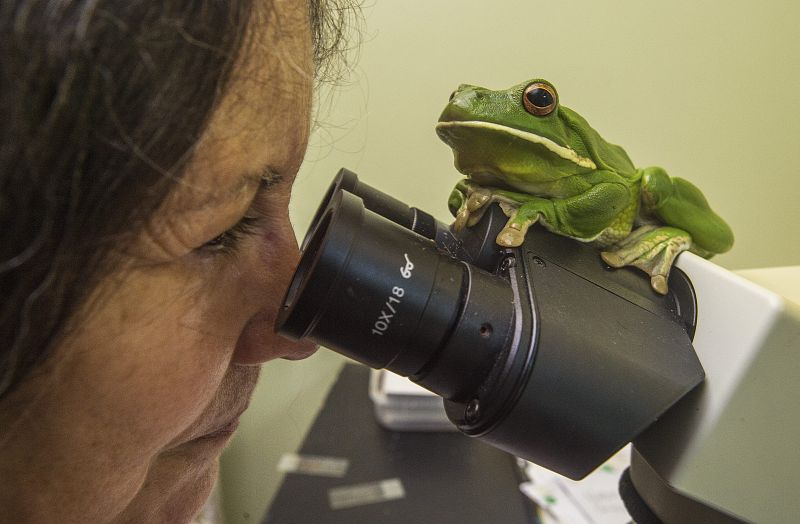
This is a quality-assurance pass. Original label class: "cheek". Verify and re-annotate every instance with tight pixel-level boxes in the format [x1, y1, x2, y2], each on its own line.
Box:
[74, 277, 235, 451]
[1, 273, 240, 519]
[73, 261, 253, 444]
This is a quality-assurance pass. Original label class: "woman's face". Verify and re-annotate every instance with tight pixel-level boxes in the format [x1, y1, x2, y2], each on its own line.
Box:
[0, 0, 317, 521]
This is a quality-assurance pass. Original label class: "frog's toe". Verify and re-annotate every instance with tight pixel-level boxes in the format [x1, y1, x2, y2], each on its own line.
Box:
[496, 214, 537, 247]
[496, 226, 525, 247]
[651, 275, 669, 295]
[600, 251, 625, 268]
[453, 206, 470, 232]
[466, 188, 492, 213]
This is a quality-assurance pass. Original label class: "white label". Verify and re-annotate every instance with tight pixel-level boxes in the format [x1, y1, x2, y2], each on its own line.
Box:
[400, 253, 415, 279]
[276, 453, 350, 478]
[328, 478, 406, 510]
[371, 253, 416, 336]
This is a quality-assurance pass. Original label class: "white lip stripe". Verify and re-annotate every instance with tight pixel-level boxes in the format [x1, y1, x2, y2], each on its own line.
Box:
[436, 120, 596, 170]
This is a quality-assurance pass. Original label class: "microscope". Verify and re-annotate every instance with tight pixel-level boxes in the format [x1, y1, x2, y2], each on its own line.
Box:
[276, 169, 800, 523]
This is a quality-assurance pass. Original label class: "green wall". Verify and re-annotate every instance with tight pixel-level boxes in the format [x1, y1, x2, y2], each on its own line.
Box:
[222, 1, 800, 521]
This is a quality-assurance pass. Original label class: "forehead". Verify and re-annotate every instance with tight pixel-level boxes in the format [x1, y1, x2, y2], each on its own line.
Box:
[169, 0, 313, 210]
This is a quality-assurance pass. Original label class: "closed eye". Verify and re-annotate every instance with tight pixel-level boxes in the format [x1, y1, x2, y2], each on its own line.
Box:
[196, 169, 284, 256]
[200, 213, 264, 255]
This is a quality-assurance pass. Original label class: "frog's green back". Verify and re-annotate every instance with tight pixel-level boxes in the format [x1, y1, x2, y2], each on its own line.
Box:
[559, 106, 637, 176]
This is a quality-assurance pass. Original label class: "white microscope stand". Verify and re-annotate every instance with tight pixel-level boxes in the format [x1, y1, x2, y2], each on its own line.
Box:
[631, 256, 800, 523]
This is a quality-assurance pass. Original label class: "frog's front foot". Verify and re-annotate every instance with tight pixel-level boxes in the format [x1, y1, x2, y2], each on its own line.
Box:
[600, 225, 692, 295]
[453, 186, 492, 231]
[496, 204, 538, 247]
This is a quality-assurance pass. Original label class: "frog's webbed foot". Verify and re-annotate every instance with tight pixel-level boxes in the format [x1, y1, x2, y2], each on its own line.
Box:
[600, 225, 692, 295]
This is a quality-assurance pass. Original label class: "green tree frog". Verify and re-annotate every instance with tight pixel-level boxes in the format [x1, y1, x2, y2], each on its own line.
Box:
[436, 78, 733, 294]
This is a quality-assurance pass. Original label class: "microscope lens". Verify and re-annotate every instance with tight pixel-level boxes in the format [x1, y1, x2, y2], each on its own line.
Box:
[277, 189, 512, 401]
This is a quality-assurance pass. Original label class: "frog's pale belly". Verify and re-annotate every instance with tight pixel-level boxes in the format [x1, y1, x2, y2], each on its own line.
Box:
[594, 197, 639, 247]
[468, 172, 576, 199]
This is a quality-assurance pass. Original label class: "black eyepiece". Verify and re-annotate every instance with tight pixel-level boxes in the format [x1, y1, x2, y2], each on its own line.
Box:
[301, 168, 436, 252]
[277, 188, 512, 400]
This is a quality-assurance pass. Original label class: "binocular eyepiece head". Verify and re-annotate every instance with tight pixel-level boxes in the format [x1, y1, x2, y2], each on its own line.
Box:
[277, 168, 703, 480]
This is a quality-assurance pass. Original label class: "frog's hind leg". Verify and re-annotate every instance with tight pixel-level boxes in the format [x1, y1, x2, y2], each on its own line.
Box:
[601, 226, 692, 295]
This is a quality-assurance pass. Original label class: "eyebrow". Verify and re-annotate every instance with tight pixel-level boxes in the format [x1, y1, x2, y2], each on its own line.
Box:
[187, 165, 281, 212]
[243, 165, 282, 188]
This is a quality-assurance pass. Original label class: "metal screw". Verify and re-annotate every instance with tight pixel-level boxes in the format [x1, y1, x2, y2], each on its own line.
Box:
[499, 255, 516, 272]
[465, 398, 480, 424]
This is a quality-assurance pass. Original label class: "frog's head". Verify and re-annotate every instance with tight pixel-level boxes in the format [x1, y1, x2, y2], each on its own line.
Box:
[436, 79, 604, 186]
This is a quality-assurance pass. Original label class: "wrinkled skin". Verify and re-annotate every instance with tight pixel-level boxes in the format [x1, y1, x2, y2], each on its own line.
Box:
[0, 1, 318, 522]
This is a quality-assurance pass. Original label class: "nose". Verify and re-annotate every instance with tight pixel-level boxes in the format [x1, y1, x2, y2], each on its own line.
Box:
[231, 222, 318, 365]
[450, 83, 475, 101]
[448, 84, 486, 107]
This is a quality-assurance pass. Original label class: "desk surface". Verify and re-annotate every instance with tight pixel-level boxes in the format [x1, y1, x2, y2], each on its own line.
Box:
[264, 364, 537, 523]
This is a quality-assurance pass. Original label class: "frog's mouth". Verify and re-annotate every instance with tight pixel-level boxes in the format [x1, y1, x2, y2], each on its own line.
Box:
[436, 120, 596, 170]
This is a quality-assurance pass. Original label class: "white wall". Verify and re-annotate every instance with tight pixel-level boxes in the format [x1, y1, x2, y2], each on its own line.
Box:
[222, 1, 800, 521]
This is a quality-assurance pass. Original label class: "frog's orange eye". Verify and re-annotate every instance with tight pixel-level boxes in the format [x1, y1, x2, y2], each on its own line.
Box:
[523, 82, 558, 116]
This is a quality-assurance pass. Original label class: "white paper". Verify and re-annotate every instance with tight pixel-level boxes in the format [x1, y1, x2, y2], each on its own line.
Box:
[328, 478, 406, 510]
[518, 445, 631, 524]
[276, 452, 350, 478]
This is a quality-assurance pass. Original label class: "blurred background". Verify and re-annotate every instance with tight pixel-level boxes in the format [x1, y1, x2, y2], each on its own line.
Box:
[220, 1, 800, 521]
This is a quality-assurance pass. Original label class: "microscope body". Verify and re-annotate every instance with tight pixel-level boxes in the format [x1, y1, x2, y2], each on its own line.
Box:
[277, 169, 800, 523]
[435, 204, 704, 482]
